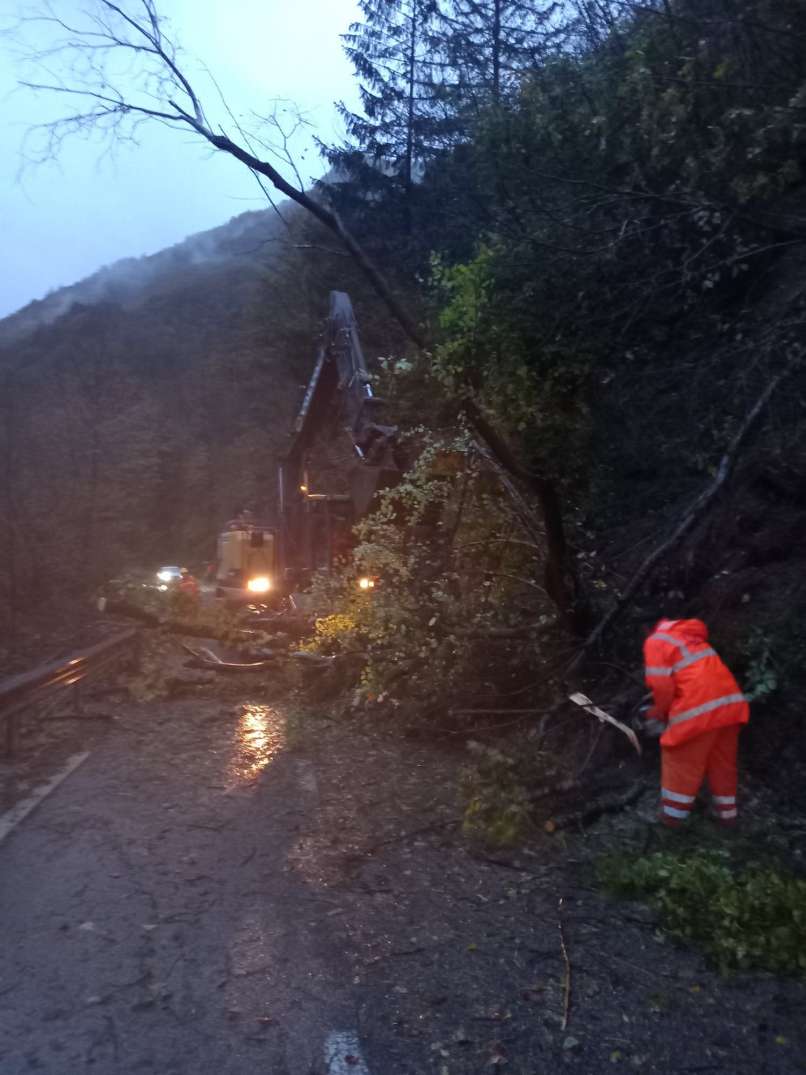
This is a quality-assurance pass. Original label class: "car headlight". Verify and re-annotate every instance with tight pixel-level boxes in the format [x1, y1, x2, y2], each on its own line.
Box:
[157, 570, 172, 582]
[247, 576, 272, 593]
[357, 576, 376, 591]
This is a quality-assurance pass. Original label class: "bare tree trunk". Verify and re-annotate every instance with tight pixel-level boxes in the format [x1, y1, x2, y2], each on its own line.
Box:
[492, 0, 502, 103]
[199, 129, 427, 348]
[467, 400, 579, 632]
[405, 1, 417, 198]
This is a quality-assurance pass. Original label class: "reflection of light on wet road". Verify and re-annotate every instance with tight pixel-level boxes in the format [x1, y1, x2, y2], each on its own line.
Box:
[228, 704, 286, 782]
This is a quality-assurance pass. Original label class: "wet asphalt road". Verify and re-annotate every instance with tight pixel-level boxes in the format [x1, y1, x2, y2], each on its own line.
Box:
[0, 700, 372, 1075]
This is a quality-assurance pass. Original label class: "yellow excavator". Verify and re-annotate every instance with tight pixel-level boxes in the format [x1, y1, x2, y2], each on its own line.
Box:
[215, 292, 399, 604]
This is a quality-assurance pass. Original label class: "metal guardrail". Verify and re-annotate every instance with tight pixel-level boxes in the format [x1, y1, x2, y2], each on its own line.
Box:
[0, 628, 138, 757]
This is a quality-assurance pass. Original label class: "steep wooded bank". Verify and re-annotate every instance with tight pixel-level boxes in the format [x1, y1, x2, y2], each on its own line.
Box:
[298, 0, 806, 768]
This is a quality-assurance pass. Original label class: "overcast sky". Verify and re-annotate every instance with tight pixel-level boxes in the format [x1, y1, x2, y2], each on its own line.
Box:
[0, 0, 361, 318]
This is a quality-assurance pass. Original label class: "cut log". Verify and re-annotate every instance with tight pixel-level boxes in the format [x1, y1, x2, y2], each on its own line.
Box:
[548, 780, 650, 830]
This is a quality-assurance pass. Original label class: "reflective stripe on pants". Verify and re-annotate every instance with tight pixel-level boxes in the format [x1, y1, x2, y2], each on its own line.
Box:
[660, 725, 741, 827]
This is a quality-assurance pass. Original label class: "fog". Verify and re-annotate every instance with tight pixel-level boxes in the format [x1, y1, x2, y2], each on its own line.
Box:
[0, 0, 361, 319]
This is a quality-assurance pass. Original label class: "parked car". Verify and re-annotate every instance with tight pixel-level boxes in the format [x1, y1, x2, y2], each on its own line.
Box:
[155, 565, 182, 590]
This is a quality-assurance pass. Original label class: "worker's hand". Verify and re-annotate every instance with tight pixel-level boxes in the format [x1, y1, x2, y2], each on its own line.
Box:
[638, 703, 665, 738]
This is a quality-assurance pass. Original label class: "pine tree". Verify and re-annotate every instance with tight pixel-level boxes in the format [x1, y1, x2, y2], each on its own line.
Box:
[438, 1, 562, 111]
[331, 0, 449, 200]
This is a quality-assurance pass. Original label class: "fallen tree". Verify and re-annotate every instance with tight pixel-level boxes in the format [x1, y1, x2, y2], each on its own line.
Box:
[569, 343, 804, 672]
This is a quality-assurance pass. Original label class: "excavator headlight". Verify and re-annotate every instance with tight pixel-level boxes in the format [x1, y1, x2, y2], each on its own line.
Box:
[247, 576, 272, 594]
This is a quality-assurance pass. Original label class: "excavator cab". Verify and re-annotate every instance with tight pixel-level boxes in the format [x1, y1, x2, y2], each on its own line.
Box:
[215, 524, 281, 604]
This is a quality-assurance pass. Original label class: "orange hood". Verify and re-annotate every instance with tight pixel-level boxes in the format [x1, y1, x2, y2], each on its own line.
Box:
[654, 618, 709, 645]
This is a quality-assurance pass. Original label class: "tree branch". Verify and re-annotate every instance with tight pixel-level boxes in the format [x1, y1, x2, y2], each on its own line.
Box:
[568, 346, 804, 672]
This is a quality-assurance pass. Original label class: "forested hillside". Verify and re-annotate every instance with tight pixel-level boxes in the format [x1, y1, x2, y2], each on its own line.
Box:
[0, 204, 395, 652]
[4, 0, 806, 767]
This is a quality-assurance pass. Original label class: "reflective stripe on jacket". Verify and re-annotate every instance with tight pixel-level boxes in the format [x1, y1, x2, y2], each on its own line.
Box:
[643, 619, 749, 747]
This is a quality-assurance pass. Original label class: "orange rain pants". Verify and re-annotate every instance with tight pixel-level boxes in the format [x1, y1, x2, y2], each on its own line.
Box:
[660, 725, 740, 827]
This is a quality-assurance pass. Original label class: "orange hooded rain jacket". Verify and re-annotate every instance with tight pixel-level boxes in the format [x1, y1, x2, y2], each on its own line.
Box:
[643, 618, 749, 747]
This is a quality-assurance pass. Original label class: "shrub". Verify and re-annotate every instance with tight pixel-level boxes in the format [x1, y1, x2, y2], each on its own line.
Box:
[299, 432, 560, 715]
[599, 850, 806, 975]
[459, 742, 533, 848]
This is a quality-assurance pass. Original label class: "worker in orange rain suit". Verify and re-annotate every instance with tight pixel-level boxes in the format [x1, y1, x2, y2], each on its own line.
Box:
[643, 618, 749, 827]
[177, 568, 200, 600]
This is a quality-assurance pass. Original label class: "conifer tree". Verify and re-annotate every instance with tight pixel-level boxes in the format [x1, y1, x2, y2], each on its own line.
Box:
[437, 0, 561, 110]
[331, 0, 448, 201]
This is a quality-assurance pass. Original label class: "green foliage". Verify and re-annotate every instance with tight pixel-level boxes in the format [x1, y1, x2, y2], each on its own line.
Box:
[300, 433, 559, 712]
[740, 627, 779, 703]
[127, 629, 173, 702]
[733, 609, 806, 710]
[431, 248, 592, 485]
[600, 849, 806, 975]
[300, 613, 361, 657]
[408, 1, 806, 538]
[459, 742, 533, 848]
[103, 572, 265, 649]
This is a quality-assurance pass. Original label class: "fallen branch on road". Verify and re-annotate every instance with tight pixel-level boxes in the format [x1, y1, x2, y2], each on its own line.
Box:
[558, 897, 572, 1031]
[450, 707, 545, 716]
[358, 817, 460, 858]
[181, 642, 275, 672]
[289, 651, 336, 666]
[547, 779, 649, 831]
[185, 658, 273, 672]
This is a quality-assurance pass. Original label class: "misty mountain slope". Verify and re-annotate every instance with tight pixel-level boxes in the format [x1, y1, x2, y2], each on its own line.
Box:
[0, 205, 293, 347]
[0, 201, 339, 627]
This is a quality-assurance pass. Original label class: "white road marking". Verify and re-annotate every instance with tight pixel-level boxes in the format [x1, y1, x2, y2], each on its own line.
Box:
[324, 1030, 371, 1074]
[0, 752, 90, 845]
